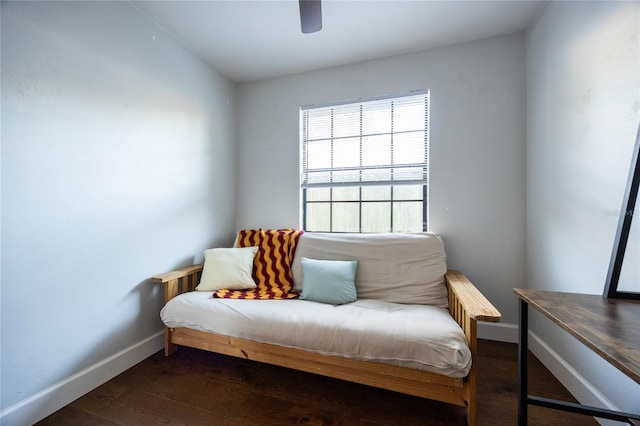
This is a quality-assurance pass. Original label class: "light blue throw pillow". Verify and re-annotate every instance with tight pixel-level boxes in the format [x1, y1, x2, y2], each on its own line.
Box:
[300, 257, 358, 305]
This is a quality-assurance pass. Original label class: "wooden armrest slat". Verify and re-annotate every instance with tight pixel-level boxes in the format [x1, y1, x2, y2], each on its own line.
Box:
[446, 270, 501, 322]
[152, 264, 203, 284]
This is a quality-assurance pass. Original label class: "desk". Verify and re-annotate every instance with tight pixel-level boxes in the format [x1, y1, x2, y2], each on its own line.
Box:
[513, 289, 640, 425]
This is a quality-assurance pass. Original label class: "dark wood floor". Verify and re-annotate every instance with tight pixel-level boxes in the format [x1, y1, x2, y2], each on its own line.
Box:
[37, 340, 598, 425]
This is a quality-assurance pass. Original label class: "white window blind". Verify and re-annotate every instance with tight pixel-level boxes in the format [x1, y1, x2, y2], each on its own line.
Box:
[300, 91, 429, 189]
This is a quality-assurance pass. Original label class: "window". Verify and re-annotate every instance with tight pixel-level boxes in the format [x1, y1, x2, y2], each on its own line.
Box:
[300, 91, 429, 233]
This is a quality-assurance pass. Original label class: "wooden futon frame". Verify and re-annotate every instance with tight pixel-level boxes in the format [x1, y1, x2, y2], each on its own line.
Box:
[153, 267, 501, 426]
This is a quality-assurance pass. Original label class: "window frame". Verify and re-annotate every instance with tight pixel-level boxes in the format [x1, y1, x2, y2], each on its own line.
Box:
[300, 91, 429, 233]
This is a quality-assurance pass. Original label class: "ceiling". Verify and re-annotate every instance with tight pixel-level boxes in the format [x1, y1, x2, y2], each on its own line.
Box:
[132, 0, 546, 83]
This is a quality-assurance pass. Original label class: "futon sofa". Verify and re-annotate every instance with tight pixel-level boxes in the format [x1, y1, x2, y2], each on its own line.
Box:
[153, 231, 501, 426]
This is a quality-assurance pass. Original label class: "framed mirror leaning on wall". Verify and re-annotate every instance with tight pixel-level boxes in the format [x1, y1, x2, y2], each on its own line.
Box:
[604, 120, 640, 299]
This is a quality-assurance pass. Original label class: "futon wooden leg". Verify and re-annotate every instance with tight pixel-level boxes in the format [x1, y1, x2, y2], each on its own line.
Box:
[466, 374, 477, 426]
[165, 327, 178, 356]
[466, 404, 476, 426]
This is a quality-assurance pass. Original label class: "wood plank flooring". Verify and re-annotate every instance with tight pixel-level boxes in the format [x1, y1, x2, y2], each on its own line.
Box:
[37, 340, 598, 425]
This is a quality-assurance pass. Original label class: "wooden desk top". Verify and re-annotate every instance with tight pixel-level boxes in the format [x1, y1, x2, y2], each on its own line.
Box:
[513, 288, 640, 384]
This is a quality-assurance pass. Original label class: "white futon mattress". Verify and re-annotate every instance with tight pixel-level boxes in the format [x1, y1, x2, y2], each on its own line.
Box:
[161, 292, 472, 378]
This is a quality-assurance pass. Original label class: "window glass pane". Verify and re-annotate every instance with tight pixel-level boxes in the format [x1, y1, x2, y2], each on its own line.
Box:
[306, 109, 331, 140]
[333, 137, 360, 168]
[393, 99, 425, 132]
[306, 203, 331, 232]
[393, 202, 423, 232]
[333, 187, 360, 201]
[393, 132, 425, 165]
[332, 106, 360, 138]
[332, 169, 361, 185]
[306, 188, 330, 202]
[362, 135, 391, 167]
[362, 202, 391, 233]
[332, 203, 359, 232]
[362, 186, 390, 201]
[393, 185, 422, 200]
[362, 168, 391, 183]
[362, 104, 391, 136]
[306, 140, 331, 169]
[393, 167, 423, 182]
[306, 170, 331, 185]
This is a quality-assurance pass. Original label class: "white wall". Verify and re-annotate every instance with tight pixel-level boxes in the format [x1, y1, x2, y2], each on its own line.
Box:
[236, 33, 527, 327]
[526, 0, 640, 420]
[0, 1, 236, 423]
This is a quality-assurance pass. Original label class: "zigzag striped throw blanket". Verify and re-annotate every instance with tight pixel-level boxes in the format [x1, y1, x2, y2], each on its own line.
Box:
[213, 229, 304, 299]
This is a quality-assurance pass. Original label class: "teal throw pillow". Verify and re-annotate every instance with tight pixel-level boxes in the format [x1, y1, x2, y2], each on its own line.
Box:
[300, 257, 358, 305]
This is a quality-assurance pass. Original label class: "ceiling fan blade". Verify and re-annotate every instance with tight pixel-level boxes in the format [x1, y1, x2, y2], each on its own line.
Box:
[299, 0, 322, 34]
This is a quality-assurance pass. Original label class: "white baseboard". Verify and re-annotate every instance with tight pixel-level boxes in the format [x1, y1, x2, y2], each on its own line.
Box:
[0, 331, 164, 426]
[478, 321, 519, 343]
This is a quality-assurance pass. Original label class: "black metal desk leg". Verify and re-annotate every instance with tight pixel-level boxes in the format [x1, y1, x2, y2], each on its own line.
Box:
[518, 299, 529, 426]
